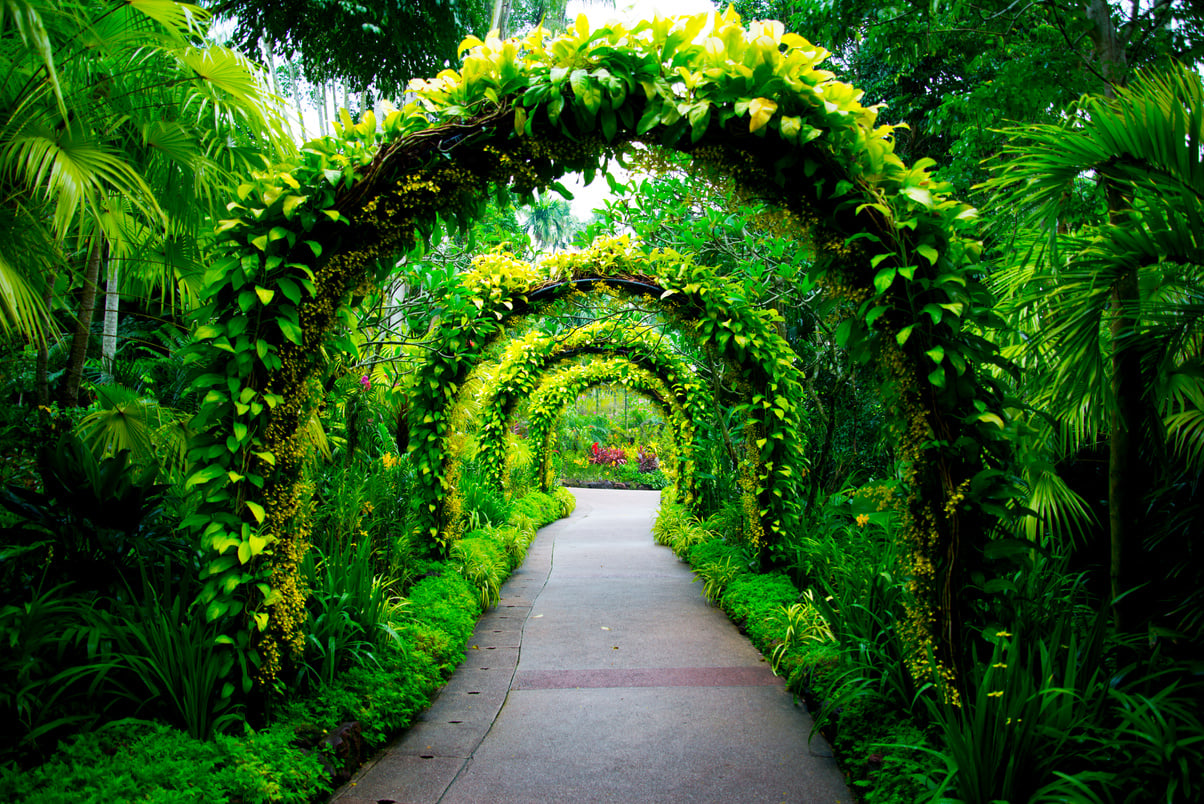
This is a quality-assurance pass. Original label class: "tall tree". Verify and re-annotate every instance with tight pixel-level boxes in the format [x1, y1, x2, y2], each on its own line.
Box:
[521, 192, 578, 252]
[986, 64, 1204, 632]
[733, 0, 1204, 195]
[207, 0, 492, 97]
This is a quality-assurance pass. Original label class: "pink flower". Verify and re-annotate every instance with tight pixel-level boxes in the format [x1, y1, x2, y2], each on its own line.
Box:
[359, 375, 371, 390]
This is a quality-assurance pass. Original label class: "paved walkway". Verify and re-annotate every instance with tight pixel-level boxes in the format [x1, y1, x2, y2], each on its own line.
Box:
[332, 488, 851, 804]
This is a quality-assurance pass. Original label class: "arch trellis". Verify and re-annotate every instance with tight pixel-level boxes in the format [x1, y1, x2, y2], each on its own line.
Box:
[413, 241, 808, 559]
[524, 358, 691, 495]
[187, 9, 1012, 689]
[469, 315, 713, 505]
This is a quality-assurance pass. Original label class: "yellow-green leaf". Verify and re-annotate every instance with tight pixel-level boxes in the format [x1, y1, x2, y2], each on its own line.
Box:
[748, 97, 777, 133]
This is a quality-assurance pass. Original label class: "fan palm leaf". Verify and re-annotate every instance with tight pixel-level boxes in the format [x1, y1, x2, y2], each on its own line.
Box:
[0, 0, 292, 350]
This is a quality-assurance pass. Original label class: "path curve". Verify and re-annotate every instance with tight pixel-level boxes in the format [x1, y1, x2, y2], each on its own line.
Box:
[332, 489, 852, 803]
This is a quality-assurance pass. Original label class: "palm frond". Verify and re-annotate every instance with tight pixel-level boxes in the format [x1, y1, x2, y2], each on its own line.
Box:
[0, 199, 58, 342]
[76, 383, 158, 461]
[123, 0, 209, 40]
[0, 0, 67, 120]
[3, 116, 164, 238]
[1020, 460, 1099, 548]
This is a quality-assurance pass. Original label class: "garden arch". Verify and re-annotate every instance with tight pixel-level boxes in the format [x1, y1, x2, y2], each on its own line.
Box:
[410, 240, 808, 559]
[187, 9, 1012, 688]
[467, 315, 712, 504]
[524, 358, 691, 495]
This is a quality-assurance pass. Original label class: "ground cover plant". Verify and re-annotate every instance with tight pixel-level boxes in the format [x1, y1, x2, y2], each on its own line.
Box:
[1, 1, 1202, 802]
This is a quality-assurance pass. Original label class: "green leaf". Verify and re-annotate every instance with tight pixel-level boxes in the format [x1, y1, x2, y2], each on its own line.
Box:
[281, 194, 306, 219]
[246, 501, 266, 524]
[206, 600, 229, 621]
[186, 464, 225, 489]
[194, 324, 222, 339]
[834, 319, 853, 347]
[870, 252, 895, 269]
[278, 317, 304, 345]
[873, 267, 896, 294]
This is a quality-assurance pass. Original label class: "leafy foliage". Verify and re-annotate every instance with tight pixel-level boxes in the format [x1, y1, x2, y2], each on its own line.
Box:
[189, 4, 1011, 696]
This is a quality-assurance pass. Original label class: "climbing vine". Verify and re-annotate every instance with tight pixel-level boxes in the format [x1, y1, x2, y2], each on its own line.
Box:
[470, 321, 698, 496]
[187, 7, 1013, 690]
[524, 358, 691, 496]
[409, 238, 808, 559]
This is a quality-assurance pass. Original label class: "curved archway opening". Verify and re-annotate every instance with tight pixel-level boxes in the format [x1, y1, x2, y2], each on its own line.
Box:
[187, 9, 1011, 688]
[524, 358, 692, 498]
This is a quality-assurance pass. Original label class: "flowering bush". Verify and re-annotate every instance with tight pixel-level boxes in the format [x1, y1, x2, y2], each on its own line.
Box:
[636, 447, 659, 473]
[588, 442, 627, 467]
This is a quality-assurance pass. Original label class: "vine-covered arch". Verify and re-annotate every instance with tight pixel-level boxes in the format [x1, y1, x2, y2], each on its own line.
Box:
[187, 8, 1010, 688]
[524, 358, 691, 495]
[414, 241, 806, 557]
[468, 314, 710, 501]
[469, 333, 701, 501]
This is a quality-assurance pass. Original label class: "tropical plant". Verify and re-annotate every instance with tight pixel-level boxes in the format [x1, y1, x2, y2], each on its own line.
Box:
[0, 0, 292, 404]
[0, 584, 118, 758]
[0, 432, 181, 593]
[520, 190, 578, 252]
[299, 538, 409, 689]
[99, 571, 240, 741]
[450, 533, 509, 609]
[986, 63, 1204, 634]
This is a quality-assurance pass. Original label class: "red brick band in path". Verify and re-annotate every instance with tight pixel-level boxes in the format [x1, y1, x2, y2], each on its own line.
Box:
[514, 666, 782, 690]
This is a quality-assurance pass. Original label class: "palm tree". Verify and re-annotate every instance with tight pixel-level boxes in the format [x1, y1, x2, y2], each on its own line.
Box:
[986, 63, 1204, 631]
[522, 191, 577, 252]
[0, 0, 292, 402]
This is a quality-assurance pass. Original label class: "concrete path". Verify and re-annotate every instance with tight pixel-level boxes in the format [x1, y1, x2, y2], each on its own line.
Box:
[331, 488, 852, 804]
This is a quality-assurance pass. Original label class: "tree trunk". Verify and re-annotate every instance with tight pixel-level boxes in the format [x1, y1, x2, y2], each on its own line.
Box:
[101, 256, 120, 371]
[316, 81, 327, 134]
[1088, 0, 1133, 630]
[35, 264, 58, 407]
[62, 241, 105, 407]
[1086, 0, 1126, 94]
[292, 77, 307, 140]
[1108, 265, 1141, 630]
[491, 0, 512, 37]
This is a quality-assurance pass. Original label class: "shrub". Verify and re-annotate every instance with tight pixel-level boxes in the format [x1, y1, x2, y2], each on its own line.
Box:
[0, 719, 327, 804]
[587, 442, 627, 466]
[636, 446, 659, 472]
[721, 574, 800, 648]
[451, 534, 509, 609]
